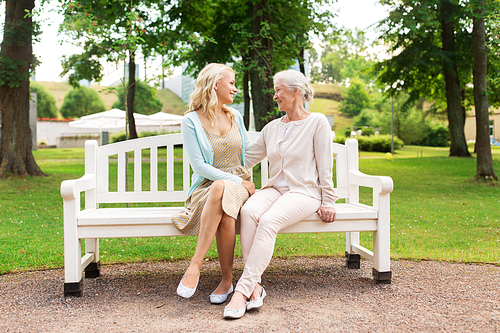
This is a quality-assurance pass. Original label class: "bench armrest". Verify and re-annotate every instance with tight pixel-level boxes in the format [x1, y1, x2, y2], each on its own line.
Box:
[349, 170, 393, 195]
[61, 174, 97, 201]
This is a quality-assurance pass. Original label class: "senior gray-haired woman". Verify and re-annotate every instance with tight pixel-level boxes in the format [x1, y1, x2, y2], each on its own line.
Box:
[224, 70, 338, 319]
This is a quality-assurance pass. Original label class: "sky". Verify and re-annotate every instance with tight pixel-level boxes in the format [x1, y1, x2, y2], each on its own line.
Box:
[0, 0, 389, 84]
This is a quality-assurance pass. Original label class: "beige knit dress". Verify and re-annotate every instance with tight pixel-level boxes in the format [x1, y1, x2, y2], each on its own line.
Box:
[172, 121, 251, 236]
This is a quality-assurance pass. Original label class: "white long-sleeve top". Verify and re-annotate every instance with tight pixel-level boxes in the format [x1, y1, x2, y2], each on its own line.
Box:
[245, 113, 338, 207]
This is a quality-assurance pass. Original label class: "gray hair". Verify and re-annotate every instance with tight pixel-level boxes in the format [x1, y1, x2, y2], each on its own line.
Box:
[273, 70, 314, 103]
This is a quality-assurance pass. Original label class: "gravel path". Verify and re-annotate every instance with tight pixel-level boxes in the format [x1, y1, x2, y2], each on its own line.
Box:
[1, 257, 499, 332]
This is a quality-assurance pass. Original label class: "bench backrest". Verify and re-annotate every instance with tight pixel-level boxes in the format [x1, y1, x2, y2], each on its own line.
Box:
[84, 131, 357, 207]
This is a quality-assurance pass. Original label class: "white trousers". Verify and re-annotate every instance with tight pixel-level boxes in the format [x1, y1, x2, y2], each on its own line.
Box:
[235, 187, 321, 297]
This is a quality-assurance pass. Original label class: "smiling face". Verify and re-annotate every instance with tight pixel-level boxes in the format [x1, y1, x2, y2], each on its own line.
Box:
[273, 79, 297, 112]
[215, 70, 238, 105]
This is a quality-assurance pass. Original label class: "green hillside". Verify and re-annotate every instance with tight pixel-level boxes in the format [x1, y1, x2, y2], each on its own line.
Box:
[37, 81, 118, 111]
[38, 81, 187, 116]
[157, 88, 187, 115]
[310, 83, 352, 134]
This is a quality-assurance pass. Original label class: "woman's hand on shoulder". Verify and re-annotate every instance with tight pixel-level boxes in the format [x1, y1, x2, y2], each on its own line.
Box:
[241, 179, 255, 196]
[317, 206, 336, 223]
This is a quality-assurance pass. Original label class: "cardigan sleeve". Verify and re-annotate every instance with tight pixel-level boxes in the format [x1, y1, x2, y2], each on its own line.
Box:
[182, 116, 243, 184]
[313, 115, 338, 207]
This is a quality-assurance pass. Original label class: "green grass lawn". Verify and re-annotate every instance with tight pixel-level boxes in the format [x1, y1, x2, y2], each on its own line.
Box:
[1, 146, 499, 274]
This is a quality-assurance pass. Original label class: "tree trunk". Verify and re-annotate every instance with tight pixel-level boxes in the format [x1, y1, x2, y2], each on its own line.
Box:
[0, 0, 45, 178]
[127, 51, 138, 140]
[250, 0, 274, 131]
[299, 47, 305, 75]
[472, 1, 497, 179]
[440, 0, 470, 157]
[243, 69, 250, 130]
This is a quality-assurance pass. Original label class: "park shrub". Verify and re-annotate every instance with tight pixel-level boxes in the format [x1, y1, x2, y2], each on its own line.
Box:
[110, 130, 178, 143]
[60, 86, 106, 118]
[359, 127, 375, 136]
[414, 123, 450, 147]
[30, 81, 57, 118]
[335, 134, 403, 152]
[333, 136, 347, 145]
[339, 79, 370, 118]
[112, 80, 163, 115]
[358, 134, 403, 152]
[110, 131, 127, 143]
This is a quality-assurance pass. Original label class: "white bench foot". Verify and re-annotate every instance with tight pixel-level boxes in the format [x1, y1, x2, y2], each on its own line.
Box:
[345, 251, 361, 269]
[372, 268, 392, 284]
[85, 261, 101, 279]
[64, 280, 83, 297]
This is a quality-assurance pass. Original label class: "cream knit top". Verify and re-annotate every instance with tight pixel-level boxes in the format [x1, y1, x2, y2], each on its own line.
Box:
[245, 113, 338, 207]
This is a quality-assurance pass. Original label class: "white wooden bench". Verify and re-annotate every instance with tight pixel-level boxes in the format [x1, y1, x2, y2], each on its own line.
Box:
[61, 132, 394, 297]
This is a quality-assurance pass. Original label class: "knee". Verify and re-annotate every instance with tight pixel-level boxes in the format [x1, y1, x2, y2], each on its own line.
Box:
[259, 215, 282, 236]
[219, 214, 235, 228]
[209, 180, 225, 198]
[240, 204, 251, 219]
[240, 204, 259, 226]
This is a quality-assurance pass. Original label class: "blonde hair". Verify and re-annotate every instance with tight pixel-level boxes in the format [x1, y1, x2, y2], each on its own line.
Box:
[274, 70, 314, 103]
[186, 63, 234, 125]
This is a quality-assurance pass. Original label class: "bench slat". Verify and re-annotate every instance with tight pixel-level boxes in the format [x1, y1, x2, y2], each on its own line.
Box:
[117, 152, 125, 192]
[167, 146, 174, 191]
[77, 203, 377, 226]
[96, 191, 188, 203]
[134, 149, 142, 192]
[78, 219, 378, 239]
[151, 146, 158, 192]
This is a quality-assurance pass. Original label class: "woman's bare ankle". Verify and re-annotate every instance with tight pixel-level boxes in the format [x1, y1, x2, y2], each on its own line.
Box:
[227, 291, 247, 309]
[213, 278, 233, 295]
[249, 284, 261, 302]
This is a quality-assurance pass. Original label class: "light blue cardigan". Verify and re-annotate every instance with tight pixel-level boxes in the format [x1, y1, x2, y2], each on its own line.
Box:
[182, 108, 252, 196]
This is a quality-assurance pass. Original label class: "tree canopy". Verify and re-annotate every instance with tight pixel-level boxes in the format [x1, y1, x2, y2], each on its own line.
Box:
[60, 0, 169, 138]
[167, 0, 334, 130]
[311, 29, 376, 85]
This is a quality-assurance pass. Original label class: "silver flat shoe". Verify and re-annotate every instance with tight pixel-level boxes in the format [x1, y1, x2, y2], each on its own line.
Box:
[223, 304, 246, 319]
[210, 284, 234, 304]
[176, 273, 199, 298]
[246, 286, 266, 310]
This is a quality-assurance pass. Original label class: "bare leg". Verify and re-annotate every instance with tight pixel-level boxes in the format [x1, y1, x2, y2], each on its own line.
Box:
[181, 180, 226, 288]
[212, 213, 236, 294]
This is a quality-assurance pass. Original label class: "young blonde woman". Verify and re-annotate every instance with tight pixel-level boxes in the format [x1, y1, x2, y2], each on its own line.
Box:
[172, 63, 255, 303]
[224, 70, 338, 319]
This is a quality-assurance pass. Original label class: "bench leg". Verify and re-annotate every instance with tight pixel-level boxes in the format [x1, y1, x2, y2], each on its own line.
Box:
[372, 197, 392, 284]
[84, 238, 100, 278]
[372, 268, 392, 284]
[64, 238, 83, 296]
[64, 201, 84, 297]
[64, 281, 83, 297]
[345, 231, 360, 269]
[345, 251, 361, 269]
[85, 261, 101, 278]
